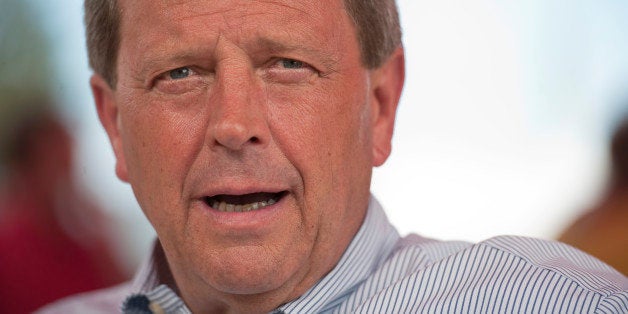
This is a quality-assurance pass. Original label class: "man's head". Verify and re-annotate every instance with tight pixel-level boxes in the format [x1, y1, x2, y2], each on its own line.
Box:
[86, 0, 404, 312]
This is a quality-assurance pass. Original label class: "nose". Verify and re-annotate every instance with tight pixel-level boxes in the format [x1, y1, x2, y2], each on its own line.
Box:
[207, 62, 269, 152]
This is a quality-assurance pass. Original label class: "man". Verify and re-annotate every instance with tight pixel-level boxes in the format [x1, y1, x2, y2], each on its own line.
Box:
[41, 0, 627, 313]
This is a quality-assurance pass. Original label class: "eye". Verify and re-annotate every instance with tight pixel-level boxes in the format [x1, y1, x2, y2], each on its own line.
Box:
[280, 59, 304, 69]
[264, 58, 316, 84]
[153, 66, 206, 94]
[169, 67, 192, 79]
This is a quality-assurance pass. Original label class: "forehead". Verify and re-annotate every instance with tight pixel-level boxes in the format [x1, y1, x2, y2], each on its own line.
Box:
[116, 0, 355, 55]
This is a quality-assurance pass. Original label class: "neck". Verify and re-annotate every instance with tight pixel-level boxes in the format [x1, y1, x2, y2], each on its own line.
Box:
[154, 231, 356, 313]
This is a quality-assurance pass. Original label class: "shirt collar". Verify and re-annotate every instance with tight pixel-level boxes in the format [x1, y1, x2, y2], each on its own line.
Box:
[128, 195, 399, 313]
[130, 239, 166, 294]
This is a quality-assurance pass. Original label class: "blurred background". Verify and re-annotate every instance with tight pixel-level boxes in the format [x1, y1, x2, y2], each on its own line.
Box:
[1, 0, 627, 310]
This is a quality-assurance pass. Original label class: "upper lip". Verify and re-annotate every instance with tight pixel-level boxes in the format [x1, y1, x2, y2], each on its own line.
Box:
[193, 181, 290, 200]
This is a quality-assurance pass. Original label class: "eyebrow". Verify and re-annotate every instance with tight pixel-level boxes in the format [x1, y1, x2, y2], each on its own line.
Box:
[250, 37, 340, 69]
[131, 45, 216, 82]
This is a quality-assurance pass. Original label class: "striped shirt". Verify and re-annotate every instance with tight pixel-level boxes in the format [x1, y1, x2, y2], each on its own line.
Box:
[39, 196, 628, 313]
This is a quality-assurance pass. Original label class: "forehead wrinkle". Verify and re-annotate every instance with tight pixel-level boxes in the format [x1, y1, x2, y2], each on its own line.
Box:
[168, 0, 313, 26]
[256, 0, 313, 16]
[177, 8, 236, 24]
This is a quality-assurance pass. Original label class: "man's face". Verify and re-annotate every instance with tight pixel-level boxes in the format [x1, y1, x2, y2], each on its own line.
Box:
[94, 0, 401, 309]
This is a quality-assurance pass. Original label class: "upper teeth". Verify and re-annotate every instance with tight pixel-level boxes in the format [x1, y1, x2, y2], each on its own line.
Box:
[211, 199, 276, 212]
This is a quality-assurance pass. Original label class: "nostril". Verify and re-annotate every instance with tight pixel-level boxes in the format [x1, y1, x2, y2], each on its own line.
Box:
[250, 136, 259, 143]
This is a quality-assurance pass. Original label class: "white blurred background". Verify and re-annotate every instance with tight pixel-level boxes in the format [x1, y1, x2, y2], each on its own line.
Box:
[2, 0, 628, 274]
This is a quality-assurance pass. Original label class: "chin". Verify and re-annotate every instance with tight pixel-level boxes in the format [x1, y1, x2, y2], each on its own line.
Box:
[193, 245, 306, 295]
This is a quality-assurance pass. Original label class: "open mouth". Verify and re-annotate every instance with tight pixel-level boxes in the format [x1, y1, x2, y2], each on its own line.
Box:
[203, 191, 287, 213]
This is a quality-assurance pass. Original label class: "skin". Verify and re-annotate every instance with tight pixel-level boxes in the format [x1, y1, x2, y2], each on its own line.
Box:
[91, 0, 404, 312]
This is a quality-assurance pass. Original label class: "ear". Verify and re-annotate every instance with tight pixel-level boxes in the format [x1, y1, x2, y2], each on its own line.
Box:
[369, 47, 405, 167]
[90, 74, 129, 182]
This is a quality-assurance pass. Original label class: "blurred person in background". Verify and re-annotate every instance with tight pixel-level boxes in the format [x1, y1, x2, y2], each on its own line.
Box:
[0, 104, 127, 313]
[560, 114, 628, 275]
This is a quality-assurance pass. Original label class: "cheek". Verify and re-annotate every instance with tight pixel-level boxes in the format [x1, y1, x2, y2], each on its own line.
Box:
[121, 92, 206, 172]
[266, 78, 371, 196]
[118, 94, 207, 223]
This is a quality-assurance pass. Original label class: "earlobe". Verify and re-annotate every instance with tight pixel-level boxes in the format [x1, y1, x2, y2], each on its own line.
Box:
[90, 74, 129, 182]
[370, 47, 405, 167]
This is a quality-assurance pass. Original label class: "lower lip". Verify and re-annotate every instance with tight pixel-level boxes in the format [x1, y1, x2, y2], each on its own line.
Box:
[192, 194, 288, 230]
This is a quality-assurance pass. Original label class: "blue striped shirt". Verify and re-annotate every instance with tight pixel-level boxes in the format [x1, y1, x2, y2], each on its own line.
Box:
[40, 196, 628, 313]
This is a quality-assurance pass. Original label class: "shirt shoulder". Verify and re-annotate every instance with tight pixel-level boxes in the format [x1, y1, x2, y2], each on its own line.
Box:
[480, 236, 626, 292]
[335, 235, 627, 313]
[479, 235, 628, 313]
[35, 282, 132, 314]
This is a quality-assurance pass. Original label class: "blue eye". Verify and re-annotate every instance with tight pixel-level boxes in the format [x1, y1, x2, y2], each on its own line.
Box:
[281, 59, 304, 69]
[169, 67, 191, 79]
